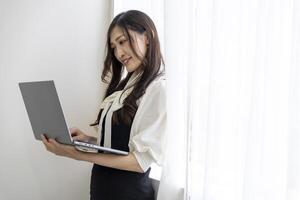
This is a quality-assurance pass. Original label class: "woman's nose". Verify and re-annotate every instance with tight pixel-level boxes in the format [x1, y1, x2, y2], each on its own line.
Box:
[115, 47, 125, 60]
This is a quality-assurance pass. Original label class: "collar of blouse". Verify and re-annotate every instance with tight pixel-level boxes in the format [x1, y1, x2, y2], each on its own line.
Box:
[96, 71, 142, 147]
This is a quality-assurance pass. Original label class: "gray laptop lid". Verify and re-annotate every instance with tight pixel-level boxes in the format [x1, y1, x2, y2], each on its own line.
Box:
[19, 80, 72, 145]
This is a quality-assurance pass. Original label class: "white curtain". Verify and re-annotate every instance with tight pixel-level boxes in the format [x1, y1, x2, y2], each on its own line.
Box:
[185, 0, 300, 199]
[112, 0, 300, 199]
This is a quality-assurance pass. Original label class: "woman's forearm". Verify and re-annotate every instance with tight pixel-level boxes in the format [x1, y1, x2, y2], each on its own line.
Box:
[76, 151, 144, 173]
[88, 136, 97, 144]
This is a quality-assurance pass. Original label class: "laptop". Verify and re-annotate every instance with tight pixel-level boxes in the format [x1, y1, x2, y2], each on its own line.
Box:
[19, 80, 128, 156]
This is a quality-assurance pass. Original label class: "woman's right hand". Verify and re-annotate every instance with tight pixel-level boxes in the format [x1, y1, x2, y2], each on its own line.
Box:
[69, 127, 97, 144]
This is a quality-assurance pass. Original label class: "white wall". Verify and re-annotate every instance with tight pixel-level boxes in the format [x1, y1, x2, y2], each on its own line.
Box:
[0, 0, 111, 199]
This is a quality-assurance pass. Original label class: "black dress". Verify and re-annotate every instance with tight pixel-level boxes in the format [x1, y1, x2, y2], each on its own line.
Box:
[90, 115, 155, 200]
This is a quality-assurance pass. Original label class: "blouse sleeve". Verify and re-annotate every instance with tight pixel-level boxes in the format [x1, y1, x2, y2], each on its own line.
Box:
[129, 79, 167, 172]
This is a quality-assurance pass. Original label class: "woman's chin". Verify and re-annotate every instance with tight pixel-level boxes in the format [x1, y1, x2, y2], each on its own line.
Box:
[125, 66, 139, 73]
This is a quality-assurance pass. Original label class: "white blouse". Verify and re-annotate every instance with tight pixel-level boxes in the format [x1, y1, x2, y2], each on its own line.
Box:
[97, 72, 166, 172]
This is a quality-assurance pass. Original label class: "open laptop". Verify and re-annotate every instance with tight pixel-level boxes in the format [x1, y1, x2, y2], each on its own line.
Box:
[19, 80, 128, 156]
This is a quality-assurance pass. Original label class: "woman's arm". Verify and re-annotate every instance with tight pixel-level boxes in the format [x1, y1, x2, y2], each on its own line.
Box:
[77, 151, 144, 173]
[41, 134, 144, 173]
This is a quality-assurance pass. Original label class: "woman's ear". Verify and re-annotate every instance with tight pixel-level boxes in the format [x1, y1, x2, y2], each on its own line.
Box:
[145, 32, 150, 45]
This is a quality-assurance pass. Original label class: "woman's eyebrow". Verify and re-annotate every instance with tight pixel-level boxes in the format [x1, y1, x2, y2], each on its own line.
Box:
[110, 35, 126, 48]
[111, 34, 125, 44]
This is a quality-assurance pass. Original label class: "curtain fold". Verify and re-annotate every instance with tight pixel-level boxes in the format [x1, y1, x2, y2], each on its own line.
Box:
[157, 0, 190, 199]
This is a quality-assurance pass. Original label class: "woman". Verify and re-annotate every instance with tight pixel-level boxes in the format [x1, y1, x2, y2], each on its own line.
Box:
[41, 10, 166, 200]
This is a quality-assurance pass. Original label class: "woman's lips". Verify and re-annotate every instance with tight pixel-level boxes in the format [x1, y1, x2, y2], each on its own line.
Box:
[123, 57, 131, 65]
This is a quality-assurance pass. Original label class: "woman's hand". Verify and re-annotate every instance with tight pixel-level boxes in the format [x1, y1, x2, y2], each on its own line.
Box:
[70, 127, 97, 144]
[41, 134, 81, 160]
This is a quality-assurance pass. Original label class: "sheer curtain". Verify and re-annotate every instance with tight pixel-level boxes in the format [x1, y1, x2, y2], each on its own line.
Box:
[182, 0, 300, 199]
[185, 0, 300, 199]
[112, 0, 300, 199]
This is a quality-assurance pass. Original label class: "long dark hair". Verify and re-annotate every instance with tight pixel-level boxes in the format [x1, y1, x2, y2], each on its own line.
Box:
[90, 10, 164, 127]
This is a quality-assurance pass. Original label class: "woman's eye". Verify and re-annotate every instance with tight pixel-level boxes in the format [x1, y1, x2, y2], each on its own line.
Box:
[119, 39, 127, 45]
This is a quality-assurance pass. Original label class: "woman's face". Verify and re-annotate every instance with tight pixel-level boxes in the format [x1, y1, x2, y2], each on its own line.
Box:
[110, 26, 148, 73]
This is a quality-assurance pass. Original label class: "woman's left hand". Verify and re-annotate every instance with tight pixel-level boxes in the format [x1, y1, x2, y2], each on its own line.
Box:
[41, 134, 81, 160]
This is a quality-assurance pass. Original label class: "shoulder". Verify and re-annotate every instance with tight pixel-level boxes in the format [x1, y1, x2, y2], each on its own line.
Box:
[145, 75, 166, 96]
[135, 75, 166, 107]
